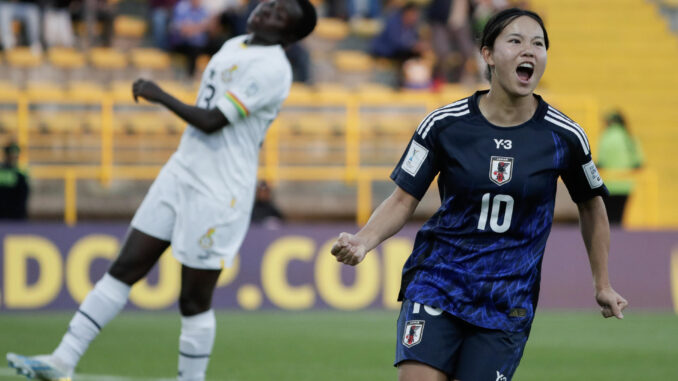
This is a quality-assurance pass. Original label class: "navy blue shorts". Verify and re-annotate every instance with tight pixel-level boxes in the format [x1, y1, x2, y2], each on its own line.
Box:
[394, 299, 530, 381]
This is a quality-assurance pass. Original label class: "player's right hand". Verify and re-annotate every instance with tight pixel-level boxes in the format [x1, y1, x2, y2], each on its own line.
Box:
[331, 232, 367, 266]
[132, 79, 164, 104]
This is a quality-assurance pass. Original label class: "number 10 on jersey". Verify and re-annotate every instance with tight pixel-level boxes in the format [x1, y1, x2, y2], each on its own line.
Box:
[477, 193, 514, 233]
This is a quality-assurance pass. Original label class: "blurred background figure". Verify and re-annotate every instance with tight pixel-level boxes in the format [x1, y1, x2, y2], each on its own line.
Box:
[251, 180, 284, 228]
[0, 142, 29, 220]
[596, 111, 644, 226]
[370, 2, 429, 87]
[149, 0, 178, 50]
[0, 0, 42, 53]
[427, 0, 476, 86]
[43, 0, 76, 48]
[169, 0, 209, 76]
[71, 0, 117, 47]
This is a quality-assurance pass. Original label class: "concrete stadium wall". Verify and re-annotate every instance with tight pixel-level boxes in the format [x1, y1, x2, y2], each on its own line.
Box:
[0, 223, 676, 313]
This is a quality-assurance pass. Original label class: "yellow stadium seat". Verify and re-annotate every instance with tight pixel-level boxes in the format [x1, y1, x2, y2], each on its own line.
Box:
[25, 82, 65, 101]
[47, 47, 86, 70]
[111, 80, 135, 103]
[114, 15, 147, 38]
[349, 18, 383, 38]
[130, 48, 171, 71]
[314, 18, 350, 40]
[67, 81, 106, 102]
[0, 81, 20, 100]
[89, 47, 128, 70]
[5, 47, 42, 68]
[333, 50, 373, 73]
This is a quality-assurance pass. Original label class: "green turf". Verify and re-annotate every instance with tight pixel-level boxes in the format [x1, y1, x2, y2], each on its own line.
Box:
[0, 310, 676, 380]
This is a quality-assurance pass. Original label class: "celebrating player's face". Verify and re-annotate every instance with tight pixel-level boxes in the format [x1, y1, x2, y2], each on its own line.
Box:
[247, 0, 303, 44]
[483, 16, 547, 97]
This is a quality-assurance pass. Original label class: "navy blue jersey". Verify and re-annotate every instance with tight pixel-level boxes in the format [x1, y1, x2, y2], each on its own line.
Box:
[391, 90, 608, 333]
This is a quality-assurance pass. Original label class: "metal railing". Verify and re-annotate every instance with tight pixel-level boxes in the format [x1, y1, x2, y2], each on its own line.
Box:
[4, 87, 659, 226]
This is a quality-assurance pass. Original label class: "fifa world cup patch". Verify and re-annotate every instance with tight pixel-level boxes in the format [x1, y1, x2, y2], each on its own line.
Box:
[582, 160, 603, 189]
[489, 156, 514, 186]
[401, 141, 428, 177]
[402, 320, 425, 348]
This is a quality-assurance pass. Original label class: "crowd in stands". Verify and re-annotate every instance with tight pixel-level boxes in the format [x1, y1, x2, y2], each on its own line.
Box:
[0, 0, 529, 88]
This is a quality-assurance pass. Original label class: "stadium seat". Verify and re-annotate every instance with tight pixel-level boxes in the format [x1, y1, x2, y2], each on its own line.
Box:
[129, 48, 171, 72]
[349, 18, 383, 38]
[5, 47, 42, 69]
[0, 81, 20, 100]
[25, 82, 65, 102]
[111, 80, 135, 103]
[47, 47, 86, 70]
[314, 18, 350, 41]
[67, 81, 106, 102]
[88, 47, 128, 81]
[333, 50, 373, 73]
[114, 15, 147, 39]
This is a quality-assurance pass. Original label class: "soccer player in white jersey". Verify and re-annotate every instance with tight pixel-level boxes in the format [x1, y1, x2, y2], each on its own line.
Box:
[6, 1, 317, 380]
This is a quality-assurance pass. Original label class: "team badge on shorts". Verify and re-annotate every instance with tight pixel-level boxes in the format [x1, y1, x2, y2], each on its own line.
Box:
[402, 320, 425, 348]
[489, 156, 514, 186]
[198, 227, 215, 249]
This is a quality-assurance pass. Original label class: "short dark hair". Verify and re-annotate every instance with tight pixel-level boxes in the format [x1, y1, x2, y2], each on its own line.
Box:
[290, 0, 317, 42]
[480, 8, 549, 81]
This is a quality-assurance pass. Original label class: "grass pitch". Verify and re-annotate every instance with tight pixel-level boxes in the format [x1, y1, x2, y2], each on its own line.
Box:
[0, 310, 676, 380]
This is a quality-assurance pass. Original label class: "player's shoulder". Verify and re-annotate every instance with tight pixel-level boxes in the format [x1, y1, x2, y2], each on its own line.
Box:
[414, 96, 472, 139]
[540, 101, 591, 155]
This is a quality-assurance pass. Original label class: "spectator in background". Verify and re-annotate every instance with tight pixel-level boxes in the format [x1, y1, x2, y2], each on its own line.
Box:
[0, 142, 29, 220]
[370, 2, 428, 87]
[0, 0, 42, 53]
[71, 0, 116, 47]
[149, 0, 178, 50]
[597, 111, 644, 225]
[347, 0, 381, 20]
[169, 0, 210, 76]
[285, 41, 312, 83]
[427, 0, 477, 86]
[251, 180, 285, 228]
[44, 0, 76, 48]
[204, 0, 255, 55]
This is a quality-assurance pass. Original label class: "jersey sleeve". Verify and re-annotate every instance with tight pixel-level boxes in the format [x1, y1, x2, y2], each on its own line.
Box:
[390, 116, 441, 200]
[216, 60, 289, 122]
[560, 127, 610, 203]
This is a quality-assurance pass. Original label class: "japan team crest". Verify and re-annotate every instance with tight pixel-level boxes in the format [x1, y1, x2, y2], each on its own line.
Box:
[402, 320, 425, 348]
[489, 156, 514, 186]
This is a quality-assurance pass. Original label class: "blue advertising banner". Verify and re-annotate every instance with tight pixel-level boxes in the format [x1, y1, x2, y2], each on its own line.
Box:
[0, 223, 676, 312]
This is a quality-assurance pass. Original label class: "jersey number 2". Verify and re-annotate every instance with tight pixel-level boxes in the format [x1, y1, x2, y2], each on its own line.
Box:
[477, 193, 514, 233]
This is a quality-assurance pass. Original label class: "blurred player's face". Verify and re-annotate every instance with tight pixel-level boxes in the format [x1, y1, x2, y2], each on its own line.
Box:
[483, 16, 547, 98]
[247, 0, 303, 45]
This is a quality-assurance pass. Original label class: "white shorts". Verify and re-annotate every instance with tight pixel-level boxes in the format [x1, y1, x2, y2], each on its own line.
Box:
[131, 165, 249, 270]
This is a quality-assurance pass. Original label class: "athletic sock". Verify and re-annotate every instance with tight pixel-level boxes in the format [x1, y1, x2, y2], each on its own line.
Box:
[52, 273, 131, 370]
[178, 309, 216, 381]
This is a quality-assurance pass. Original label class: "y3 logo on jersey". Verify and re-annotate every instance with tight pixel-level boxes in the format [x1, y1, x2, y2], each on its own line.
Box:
[496, 371, 508, 381]
[494, 139, 512, 149]
[402, 320, 425, 347]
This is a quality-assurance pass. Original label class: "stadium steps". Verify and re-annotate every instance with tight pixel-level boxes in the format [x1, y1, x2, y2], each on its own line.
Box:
[530, 0, 678, 227]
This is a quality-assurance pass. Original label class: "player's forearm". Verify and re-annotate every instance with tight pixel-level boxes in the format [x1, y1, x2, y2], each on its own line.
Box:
[356, 187, 418, 252]
[577, 196, 612, 291]
[156, 91, 226, 133]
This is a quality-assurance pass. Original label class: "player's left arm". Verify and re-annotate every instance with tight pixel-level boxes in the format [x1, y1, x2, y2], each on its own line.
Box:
[576, 196, 628, 319]
[132, 79, 229, 134]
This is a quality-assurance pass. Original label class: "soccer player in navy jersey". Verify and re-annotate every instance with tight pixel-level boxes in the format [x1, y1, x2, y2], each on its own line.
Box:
[331, 8, 627, 381]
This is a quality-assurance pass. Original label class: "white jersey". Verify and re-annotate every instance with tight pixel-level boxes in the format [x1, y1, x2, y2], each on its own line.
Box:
[166, 35, 292, 216]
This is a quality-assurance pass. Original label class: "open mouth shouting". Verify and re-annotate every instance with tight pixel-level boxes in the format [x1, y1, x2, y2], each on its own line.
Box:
[516, 62, 534, 84]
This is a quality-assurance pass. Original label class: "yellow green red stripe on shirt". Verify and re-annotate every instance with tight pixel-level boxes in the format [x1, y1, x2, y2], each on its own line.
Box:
[225, 91, 249, 118]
